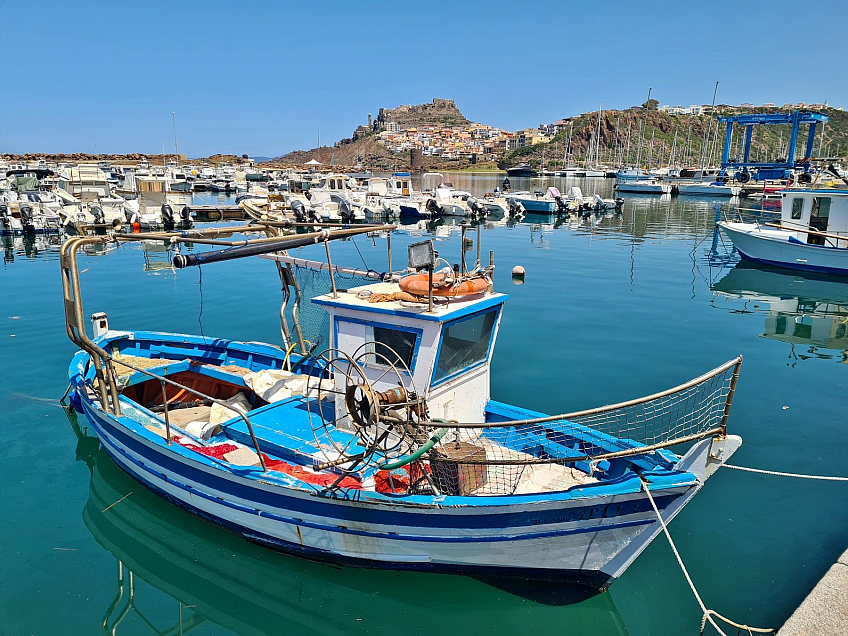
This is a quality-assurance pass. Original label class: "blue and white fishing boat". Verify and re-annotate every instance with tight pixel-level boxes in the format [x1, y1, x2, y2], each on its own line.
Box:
[719, 188, 848, 274]
[62, 224, 743, 593]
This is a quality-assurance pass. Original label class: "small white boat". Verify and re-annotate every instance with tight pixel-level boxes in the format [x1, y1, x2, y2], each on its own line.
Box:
[676, 182, 741, 197]
[614, 179, 672, 194]
[718, 189, 848, 274]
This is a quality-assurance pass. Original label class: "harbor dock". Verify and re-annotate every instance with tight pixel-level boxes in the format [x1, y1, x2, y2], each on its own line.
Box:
[779, 547, 848, 635]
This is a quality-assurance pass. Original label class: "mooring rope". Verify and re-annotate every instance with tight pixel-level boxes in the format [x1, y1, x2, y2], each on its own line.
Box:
[640, 478, 776, 636]
[723, 464, 848, 482]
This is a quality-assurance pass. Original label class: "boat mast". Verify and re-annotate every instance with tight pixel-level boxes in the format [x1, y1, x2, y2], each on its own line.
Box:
[669, 128, 678, 169]
[636, 88, 651, 170]
[566, 120, 574, 167]
[647, 129, 655, 170]
[699, 81, 719, 175]
[612, 113, 621, 168]
[594, 103, 603, 167]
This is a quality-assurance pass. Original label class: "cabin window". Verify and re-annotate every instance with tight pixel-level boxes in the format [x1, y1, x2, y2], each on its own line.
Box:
[808, 197, 832, 245]
[368, 325, 417, 369]
[793, 318, 812, 340]
[791, 198, 804, 219]
[433, 309, 498, 383]
[811, 197, 831, 218]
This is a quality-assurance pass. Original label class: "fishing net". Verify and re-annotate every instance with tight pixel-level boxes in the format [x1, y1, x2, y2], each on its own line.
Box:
[410, 357, 741, 496]
[279, 256, 391, 355]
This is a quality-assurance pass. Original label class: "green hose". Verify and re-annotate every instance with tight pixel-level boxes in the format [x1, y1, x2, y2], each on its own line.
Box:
[380, 425, 449, 470]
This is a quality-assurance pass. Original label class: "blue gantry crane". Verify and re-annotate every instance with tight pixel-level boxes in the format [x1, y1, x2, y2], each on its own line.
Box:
[717, 111, 828, 183]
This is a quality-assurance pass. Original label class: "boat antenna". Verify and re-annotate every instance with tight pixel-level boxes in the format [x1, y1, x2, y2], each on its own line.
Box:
[172, 112, 179, 161]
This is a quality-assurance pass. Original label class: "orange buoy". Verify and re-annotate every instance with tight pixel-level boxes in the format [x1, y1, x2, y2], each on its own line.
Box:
[398, 273, 488, 298]
[132, 222, 141, 232]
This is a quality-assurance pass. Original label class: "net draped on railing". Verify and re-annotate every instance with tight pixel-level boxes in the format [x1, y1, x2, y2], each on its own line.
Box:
[281, 257, 392, 355]
[410, 357, 741, 496]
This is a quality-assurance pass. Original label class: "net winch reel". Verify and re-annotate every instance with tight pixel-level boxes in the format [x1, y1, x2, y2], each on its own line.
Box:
[306, 343, 431, 476]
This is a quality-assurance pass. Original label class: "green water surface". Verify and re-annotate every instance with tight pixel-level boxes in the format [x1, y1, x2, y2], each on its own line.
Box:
[1, 178, 846, 635]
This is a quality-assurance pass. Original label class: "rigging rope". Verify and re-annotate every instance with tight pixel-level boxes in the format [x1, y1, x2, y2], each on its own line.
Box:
[640, 478, 776, 636]
[723, 464, 848, 482]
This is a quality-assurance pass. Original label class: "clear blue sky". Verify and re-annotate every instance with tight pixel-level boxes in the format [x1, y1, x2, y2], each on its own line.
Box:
[1, 0, 845, 157]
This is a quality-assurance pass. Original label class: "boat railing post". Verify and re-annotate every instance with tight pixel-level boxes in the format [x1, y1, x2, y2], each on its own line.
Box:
[324, 238, 338, 298]
[387, 232, 392, 275]
[159, 378, 172, 444]
[476, 222, 481, 269]
[285, 262, 307, 354]
[62, 236, 121, 416]
[719, 355, 743, 436]
[428, 267, 434, 313]
[460, 224, 467, 275]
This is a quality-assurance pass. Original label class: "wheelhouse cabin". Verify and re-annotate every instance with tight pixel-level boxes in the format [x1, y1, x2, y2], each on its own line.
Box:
[780, 190, 848, 247]
[314, 282, 505, 425]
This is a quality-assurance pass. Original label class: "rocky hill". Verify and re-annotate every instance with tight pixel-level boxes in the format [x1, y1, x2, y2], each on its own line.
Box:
[266, 100, 848, 171]
[501, 106, 848, 170]
[266, 99, 471, 170]
[375, 99, 469, 128]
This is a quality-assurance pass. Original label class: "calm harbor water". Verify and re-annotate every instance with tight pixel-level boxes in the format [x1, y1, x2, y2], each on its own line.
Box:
[1, 176, 846, 635]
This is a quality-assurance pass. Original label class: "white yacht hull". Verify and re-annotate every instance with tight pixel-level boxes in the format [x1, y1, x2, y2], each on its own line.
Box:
[719, 222, 848, 274]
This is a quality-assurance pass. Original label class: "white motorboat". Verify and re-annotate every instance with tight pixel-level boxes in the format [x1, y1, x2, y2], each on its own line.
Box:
[718, 188, 848, 274]
[615, 179, 672, 194]
[676, 182, 741, 197]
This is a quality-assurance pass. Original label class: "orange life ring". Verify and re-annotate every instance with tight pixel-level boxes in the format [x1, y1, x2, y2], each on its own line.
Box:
[398, 273, 488, 298]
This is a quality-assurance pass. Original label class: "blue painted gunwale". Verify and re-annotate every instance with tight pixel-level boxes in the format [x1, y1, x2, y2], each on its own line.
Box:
[87, 402, 684, 546]
[70, 331, 700, 518]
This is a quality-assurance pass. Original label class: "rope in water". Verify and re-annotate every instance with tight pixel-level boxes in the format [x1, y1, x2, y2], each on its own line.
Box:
[723, 464, 848, 482]
[640, 478, 776, 636]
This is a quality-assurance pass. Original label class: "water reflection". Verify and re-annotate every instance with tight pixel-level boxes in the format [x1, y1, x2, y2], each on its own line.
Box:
[67, 409, 630, 635]
[712, 263, 848, 364]
[2, 233, 64, 263]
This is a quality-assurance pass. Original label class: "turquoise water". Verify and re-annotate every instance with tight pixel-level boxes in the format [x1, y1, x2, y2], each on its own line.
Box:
[1, 178, 846, 635]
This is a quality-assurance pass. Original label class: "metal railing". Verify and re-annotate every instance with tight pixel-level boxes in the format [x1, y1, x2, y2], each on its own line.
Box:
[60, 232, 274, 471]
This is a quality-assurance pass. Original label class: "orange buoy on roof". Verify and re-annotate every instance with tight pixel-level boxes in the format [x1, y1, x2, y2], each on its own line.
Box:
[398, 273, 489, 298]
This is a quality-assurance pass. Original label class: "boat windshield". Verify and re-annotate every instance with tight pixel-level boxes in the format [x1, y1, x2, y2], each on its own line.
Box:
[434, 309, 497, 383]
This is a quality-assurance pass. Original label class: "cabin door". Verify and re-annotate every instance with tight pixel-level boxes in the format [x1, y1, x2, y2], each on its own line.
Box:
[807, 196, 831, 245]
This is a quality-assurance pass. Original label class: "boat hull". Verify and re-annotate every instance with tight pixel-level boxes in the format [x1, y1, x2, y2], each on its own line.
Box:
[615, 182, 671, 194]
[512, 198, 557, 213]
[676, 183, 740, 197]
[720, 222, 848, 274]
[77, 394, 733, 591]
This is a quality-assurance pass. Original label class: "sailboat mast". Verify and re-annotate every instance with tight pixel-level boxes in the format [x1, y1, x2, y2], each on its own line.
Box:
[636, 88, 651, 169]
[669, 128, 678, 168]
[594, 103, 603, 167]
[699, 81, 719, 173]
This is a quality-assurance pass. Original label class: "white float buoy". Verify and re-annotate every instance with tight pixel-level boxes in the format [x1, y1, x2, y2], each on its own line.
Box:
[511, 265, 525, 285]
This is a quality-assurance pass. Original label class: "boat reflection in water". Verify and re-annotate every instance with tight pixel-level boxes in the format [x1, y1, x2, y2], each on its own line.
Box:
[68, 411, 631, 636]
[712, 263, 848, 363]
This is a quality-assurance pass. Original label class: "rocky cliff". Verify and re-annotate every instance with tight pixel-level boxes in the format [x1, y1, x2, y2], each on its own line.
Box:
[374, 98, 469, 129]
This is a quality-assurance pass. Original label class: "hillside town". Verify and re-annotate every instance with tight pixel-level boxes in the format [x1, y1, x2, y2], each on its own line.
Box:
[333, 98, 844, 165]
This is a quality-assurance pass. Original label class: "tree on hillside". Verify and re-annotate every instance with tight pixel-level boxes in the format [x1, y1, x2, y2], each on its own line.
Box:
[642, 98, 659, 110]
